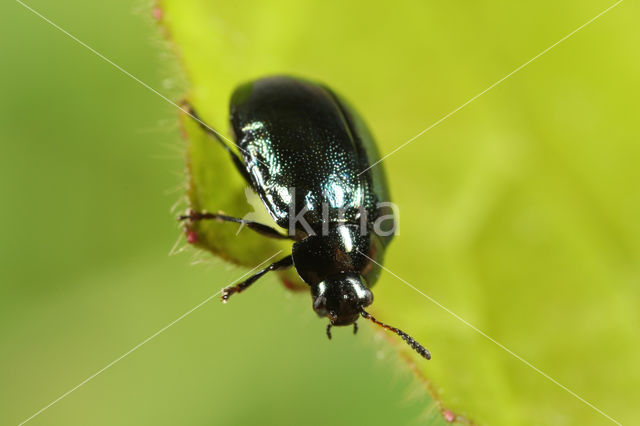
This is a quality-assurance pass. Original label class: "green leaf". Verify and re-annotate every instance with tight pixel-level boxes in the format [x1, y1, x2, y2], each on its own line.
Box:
[158, 1, 640, 425]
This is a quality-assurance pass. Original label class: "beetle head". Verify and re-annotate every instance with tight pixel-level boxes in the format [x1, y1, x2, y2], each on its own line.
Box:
[311, 273, 373, 325]
[310, 273, 432, 360]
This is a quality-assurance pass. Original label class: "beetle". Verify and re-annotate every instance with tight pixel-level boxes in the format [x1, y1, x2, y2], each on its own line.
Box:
[179, 76, 430, 359]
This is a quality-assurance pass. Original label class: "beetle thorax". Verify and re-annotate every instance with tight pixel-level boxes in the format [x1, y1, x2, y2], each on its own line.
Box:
[290, 224, 368, 286]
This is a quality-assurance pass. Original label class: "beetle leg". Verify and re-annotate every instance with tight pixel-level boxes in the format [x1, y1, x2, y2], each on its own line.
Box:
[181, 100, 254, 185]
[353, 322, 358, 335]
[326, 324, 333, 340]
[221, 255, 293, 302]
[178, 210, 294, 240]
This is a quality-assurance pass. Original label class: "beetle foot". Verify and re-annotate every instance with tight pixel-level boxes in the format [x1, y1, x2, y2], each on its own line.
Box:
[221, 286, 238, 303]
[177, 209, 203, 222]
[177, 209, 193, 221]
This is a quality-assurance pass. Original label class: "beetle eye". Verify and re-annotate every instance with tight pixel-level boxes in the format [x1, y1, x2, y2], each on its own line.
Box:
[363, 291, 373, 306]
[313, 295, 328, 316]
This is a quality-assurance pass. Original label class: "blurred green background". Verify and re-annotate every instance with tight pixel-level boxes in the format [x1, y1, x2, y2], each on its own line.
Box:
[1, 0, 639, 425]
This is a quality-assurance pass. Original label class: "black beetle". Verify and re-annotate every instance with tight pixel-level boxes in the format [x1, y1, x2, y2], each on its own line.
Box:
[179, 76, 430, 360]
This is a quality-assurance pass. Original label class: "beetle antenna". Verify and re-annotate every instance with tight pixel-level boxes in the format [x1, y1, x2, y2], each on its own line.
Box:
[360, 310, 431, 360]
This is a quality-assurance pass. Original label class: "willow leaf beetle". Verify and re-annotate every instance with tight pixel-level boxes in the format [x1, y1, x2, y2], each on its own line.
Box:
[179, 76, 430, 360]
